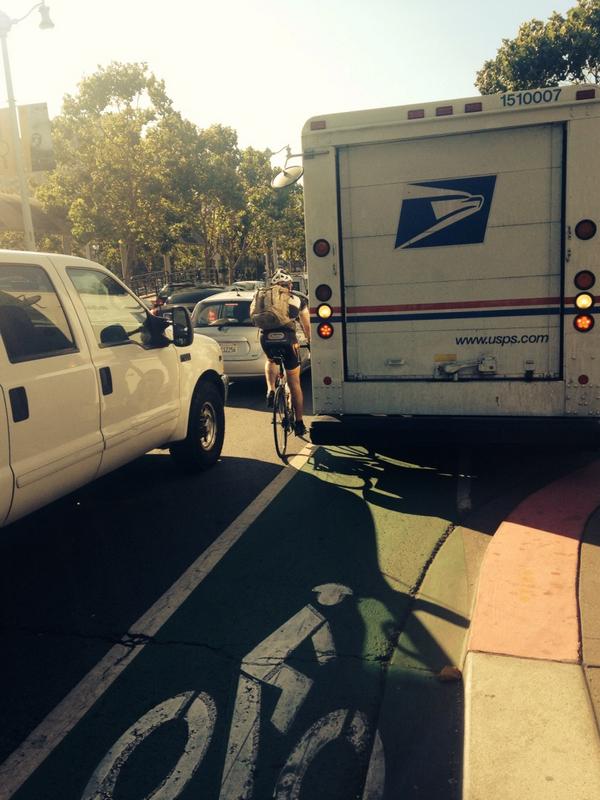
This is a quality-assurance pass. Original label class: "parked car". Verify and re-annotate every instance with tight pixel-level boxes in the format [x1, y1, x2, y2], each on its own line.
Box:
[225, 280, 265, 292]
[150, 280, 195, 313]
[191, 290, 310, 379]
[0, 251, 227, 527]
[159, 284, 225, 317]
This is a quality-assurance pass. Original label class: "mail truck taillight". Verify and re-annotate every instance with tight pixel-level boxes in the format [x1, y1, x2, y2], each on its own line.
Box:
[575, 219, 597, 240]
[574, 314, 594, 332]
[575, 270, 596, 290]
[313, 239, 331, 257]
[315, 284, 332, 302]
[317, 304, 332, 319]
[318, 322, 334, 339]
[576, 292, 594, 310]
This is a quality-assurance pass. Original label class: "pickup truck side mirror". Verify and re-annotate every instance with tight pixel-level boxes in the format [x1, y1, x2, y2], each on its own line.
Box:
[100, 324, 129, 344]
[172, 306, 194, 347]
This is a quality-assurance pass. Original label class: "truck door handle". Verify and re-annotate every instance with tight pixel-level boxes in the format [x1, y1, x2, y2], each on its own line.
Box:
[99, 367, 113, 395]
[9, 386, 29, 422]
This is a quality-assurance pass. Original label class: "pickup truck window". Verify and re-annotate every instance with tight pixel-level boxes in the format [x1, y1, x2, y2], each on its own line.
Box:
[68, 268, 154, 348]
[0, 265, 76, 363]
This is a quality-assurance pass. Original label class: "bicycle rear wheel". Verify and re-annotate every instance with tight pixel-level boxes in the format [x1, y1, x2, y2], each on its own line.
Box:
[273, 385, 289, 459]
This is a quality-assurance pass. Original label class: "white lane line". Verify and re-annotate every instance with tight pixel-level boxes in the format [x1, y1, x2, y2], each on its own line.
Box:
[0, 444, 315, 800]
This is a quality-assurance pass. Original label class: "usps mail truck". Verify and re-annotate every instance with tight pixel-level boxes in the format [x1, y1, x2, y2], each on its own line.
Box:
[301, 85, 600, 445]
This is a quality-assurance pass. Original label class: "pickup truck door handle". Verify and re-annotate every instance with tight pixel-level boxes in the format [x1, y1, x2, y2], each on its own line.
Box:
[9, 386, 29, 422]
[99, 367, 113, 395]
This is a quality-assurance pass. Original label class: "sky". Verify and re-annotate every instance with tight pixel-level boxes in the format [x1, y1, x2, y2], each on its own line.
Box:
[1, 0, 576, 160]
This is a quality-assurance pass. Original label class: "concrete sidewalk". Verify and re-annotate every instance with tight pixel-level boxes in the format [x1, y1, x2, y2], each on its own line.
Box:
[462, 460, 600, 799]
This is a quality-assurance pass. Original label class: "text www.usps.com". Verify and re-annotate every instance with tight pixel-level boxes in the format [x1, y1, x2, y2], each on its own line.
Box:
[455, 334, 550, 346]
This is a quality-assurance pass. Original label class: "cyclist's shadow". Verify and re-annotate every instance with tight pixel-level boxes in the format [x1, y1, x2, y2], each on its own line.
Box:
[67, 444, 471, 800]
[237, 444, 471, 800]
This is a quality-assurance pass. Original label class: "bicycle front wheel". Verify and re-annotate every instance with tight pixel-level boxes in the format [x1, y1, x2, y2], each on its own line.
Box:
[273, 386, 289, 460]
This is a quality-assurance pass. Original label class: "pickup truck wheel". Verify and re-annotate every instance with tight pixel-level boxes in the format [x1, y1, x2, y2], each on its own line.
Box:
[170, 382, 224, 471]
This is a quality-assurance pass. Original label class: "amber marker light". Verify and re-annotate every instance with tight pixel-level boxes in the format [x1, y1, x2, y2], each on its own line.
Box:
[317, 322, 334, 339]
[317, 303, 332, 319]
[574, 314, 595, 332]
[576, 292, 594, 310]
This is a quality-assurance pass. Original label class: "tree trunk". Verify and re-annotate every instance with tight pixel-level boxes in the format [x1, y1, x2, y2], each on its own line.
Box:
[119, 240, 136, 283]
[162, 253, 172, 275]
[119, 241, 128, 281]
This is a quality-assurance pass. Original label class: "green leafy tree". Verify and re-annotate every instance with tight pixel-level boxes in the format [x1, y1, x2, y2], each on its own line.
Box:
[37, 62, 173, 280]
[237, 147, 305, 277]
[36, 60, 305, 285]
[476, 0, 600, 93]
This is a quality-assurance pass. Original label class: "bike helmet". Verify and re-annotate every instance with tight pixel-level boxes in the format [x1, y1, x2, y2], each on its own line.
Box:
[270, 269, 293, 286]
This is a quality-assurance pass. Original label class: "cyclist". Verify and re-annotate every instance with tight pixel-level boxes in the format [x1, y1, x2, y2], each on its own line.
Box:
[259, 269, 311, 437]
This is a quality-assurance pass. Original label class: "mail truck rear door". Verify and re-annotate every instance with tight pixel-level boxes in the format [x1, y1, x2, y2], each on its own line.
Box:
[339, 122, 563, 382]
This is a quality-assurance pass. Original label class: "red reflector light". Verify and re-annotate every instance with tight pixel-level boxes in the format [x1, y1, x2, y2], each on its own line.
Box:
[310, 120, 326, 130]
[576, 89, 596, 100]
[465, 102, 483, 113]
[579, 374, 590, 385]
[575, 270, 596, 290]
[323, 376, 332, 385]
[317, 322, 334, 339]
[313, 239, 331, 257]
[575, 219, 597, 240]
[574, 314, 595, 332]
[315, 283, 332, 301]
[436, 105, 453, 116]
[408, 109, 425, 120]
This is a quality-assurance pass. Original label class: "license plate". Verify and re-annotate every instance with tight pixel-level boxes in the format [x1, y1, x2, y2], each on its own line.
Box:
[221, 343, 239, 354]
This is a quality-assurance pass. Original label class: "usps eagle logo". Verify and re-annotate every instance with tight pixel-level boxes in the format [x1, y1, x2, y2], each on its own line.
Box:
[395, 175, 496, 249]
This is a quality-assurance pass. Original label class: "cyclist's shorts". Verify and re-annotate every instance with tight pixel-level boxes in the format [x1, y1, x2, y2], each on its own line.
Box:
[260, 328, 300, 371]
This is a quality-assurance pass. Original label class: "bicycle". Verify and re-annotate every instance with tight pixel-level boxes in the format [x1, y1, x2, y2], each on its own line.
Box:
[81, 583, 386, 800]
[272, 352, 295, 461]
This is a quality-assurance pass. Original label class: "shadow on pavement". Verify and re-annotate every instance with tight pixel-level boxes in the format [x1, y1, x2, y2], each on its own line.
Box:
[4, 438, 597, 799]
[0, 452, 281, 766]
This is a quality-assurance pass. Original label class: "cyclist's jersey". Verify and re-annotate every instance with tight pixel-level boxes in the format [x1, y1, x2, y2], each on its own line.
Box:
[260, 291, 308, 371]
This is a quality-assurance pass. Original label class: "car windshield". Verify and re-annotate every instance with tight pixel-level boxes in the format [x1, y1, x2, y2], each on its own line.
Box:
[195, 300, 252, 327]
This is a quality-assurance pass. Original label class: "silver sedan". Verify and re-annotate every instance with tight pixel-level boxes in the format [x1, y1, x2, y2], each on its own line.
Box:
[191, 289, 310, 379]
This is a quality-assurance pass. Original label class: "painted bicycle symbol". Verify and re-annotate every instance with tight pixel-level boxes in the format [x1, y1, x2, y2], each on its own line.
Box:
[81, 583, 386, 800]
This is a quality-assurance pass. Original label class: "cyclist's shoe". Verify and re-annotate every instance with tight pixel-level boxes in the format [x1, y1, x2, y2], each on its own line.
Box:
[294, 420, 307, 437]
[266, 390, 275, 408]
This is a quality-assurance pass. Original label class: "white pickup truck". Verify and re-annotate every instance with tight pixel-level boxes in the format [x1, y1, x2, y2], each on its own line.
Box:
[0, 251, 227, 527]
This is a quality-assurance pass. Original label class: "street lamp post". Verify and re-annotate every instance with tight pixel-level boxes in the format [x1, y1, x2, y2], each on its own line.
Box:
[0, 2, 53, 251]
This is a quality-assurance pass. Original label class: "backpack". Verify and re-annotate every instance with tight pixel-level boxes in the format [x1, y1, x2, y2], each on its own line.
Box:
[250, 285, 293, 330]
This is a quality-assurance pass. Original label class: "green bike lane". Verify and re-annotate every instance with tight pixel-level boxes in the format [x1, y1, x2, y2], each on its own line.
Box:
[6, 444, 591, 800]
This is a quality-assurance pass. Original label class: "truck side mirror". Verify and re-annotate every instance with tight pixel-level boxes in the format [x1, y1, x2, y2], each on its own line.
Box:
[172, 306, 194, 347]
[100, 324, 129, 344]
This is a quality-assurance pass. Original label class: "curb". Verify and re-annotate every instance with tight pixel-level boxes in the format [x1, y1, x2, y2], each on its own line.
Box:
[462, 459, 600, 799]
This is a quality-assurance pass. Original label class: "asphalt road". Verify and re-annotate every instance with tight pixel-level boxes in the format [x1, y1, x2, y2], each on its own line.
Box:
[0, 373, 596, 799]
[0, 374, 312, 767]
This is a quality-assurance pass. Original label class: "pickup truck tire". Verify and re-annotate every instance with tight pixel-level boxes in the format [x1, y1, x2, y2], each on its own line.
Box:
[169, 381, 225, 470]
